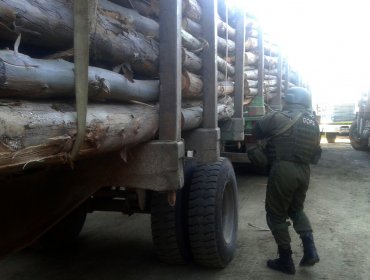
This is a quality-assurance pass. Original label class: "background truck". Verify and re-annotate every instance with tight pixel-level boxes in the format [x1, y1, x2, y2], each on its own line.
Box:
[317, 103, 356, 143]
[349, 92, 370, 151]
[0, 0, 308, 268]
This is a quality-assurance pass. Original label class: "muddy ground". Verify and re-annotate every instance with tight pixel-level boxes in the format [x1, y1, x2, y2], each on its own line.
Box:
[1, 137, 369, 280]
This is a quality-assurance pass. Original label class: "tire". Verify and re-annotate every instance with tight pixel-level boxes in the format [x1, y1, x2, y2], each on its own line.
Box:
[349, 121, 369, 151]
[326, 133, 336, 143]
[188, 157, 238, 268]
[39, 202, 87, 249]
[150, 159, 196, 264]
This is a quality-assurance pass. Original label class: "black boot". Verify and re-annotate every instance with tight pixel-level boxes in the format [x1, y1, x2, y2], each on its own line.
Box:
[300, 232, 320, 266]
[267, 246, 296, 275]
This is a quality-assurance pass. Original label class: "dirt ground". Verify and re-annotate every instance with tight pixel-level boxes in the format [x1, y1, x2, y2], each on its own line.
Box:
[0, 137, 369, 280]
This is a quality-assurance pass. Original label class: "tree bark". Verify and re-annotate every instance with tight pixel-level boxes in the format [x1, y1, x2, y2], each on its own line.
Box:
[0, 0, 159, 76]
[0, 51, 159, 102]
[217, 81, 234, 96]
[218, 36, 235, 55]
[182, 18, 202, 38]
[182, 71, 203, 98]
[181, 29, 204, 52]
[245, 52, 259, 66]
[217, 56, 235, 76]
[246, 79, 258, 88]
[217, 18, 236, 40]
[245, 37, 258, 51]
[99, 0, 159, 39]
[109, 0, 159, 20]
[181, 96, 234, 131]
[182, 0, 202, 23]
[0, 98, 234, 172]
[182, 48, 202, 74]
[0, 100, 159, 172]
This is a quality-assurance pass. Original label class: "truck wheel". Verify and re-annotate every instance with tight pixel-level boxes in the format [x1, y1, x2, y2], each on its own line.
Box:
[39, 202, 87, 249]
[326, 132, 336, 143]
[150, 159, 196, 264]
[349, 122, 369, 151]
[188, 158, 238, 268]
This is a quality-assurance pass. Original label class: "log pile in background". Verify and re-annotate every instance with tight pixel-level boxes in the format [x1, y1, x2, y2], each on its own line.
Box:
[0, 0, 235, 173]
[242, 13, 304, 108]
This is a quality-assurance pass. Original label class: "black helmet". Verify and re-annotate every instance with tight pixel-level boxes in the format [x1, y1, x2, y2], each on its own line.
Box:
[283, 87, 312, 108]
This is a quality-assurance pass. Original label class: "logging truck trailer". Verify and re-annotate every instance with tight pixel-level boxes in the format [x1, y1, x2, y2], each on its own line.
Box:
[349, 92, 370, 151]
[219, 16, 308, 165]
[0, 0, 241, 269]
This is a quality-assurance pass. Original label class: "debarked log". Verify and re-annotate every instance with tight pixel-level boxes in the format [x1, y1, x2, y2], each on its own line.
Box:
[0, 51, 159, 102]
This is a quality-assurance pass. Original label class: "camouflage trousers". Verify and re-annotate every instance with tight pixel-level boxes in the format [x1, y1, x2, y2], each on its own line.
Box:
[265, 160, 313, 249]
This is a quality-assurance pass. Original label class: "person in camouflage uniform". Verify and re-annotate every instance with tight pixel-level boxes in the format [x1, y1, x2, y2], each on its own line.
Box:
[253, 87, 321, 275]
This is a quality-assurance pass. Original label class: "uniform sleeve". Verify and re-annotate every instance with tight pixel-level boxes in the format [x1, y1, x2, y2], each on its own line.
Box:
[253, 112, 277, 139]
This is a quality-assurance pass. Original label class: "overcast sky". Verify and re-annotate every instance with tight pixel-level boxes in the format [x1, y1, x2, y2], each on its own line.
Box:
[230, 0, 370, 106]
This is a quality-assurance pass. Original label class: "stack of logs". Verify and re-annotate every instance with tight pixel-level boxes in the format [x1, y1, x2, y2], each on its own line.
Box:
[0, 0, 237, 173]
[243, 14, 302, 106]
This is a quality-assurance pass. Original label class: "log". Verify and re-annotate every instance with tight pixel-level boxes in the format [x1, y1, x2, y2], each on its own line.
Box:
[244, 69, 259, 80]
[182, 0, 202, 23]
[181, 29, 204, 52]
[245, 52, 259, 66]
[181, 18, 202, 37]
[109, 0, 159, 19]
[98, 0, 159, 39]
[182, 71, 234, 99]
[245, 87, 258, 96]
[245, 37, 258, 51]
[264, 79, 278, 87]
[218, 71, 226, 81]
[217, 81, 234, 96]
[0, 100, 159, 172]
[217, 56, 235, 76]
[244, 53, 278, 69]
[0, 51, 159, 102]
[0, 98, 235, 172]
[217, 18, 236, 40]
[246, 80, 258, 88]
[182, 48, 202, 73]
[218, 37, 235, 55]
[0, 0, 159, 76]
[182, 71, 203, 98]
[182, 27, 236, 57]
[182, 18, 202, 38]
[181, 96, 234, 131]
